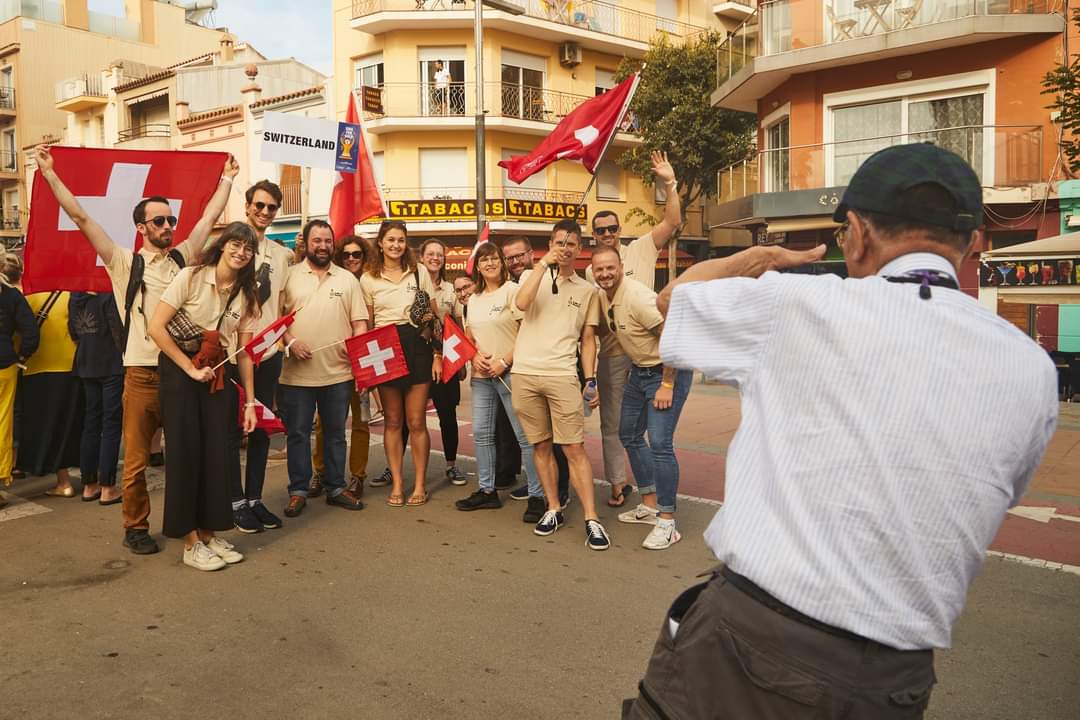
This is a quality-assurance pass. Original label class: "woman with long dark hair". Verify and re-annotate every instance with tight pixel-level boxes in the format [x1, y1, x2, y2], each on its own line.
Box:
[359, 221, 443, 507]
[310, 235, 373, 497]
[455, 242, 542, 512]
[149, 222, 260, 571]
[0, 254, 37, 505]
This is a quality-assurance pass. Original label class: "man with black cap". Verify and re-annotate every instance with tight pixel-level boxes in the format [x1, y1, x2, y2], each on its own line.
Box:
[621, 143, 1058, 719]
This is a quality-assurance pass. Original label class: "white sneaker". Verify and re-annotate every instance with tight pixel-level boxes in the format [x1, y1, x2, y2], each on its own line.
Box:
[206, 536, 244, 564]
[642, 521, 681, 550]
[183, 541, 226, 571]
[618, 503, 659, 525]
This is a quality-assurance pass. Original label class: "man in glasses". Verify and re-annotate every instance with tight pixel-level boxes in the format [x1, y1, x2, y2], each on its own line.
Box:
[511, 220, 610, 549]
[33, 146, 239, 556]
[590, 245, 691, 550]
[228, 180, 295, 534]
[586, 151, 680, 509]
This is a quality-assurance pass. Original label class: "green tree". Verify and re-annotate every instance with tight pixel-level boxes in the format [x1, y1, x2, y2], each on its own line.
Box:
[614, 32, 756, 229]
[1043, 8, 1080, 175]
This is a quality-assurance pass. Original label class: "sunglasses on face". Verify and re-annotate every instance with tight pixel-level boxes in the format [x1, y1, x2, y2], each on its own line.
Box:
[593, 224, 620, 235]
[147, 215, 178, 228]
[608, 306, 617, 333]
[253, 201, 279, 214]
[342, 250, 365, 260]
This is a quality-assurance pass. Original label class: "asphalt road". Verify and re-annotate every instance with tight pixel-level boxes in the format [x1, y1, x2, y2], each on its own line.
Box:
[2, 444, 1078, 720]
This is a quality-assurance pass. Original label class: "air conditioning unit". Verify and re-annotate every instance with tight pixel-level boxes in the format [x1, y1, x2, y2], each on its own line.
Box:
[559, 43, 582, 68]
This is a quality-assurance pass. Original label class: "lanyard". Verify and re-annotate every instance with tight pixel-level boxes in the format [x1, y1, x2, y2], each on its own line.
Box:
[885, 270, 958, 300]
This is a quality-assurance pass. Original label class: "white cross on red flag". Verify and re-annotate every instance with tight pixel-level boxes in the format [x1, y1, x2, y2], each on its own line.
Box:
[22, 146, 228, 294]
[242, 310, 297, 366]
[346, 325, 408, 389]
[231, 381, 286, 435]
[441, 315, 476, 382]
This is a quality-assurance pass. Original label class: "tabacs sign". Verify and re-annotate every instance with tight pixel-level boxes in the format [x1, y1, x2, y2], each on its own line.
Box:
[260, 111, 360, 173]
[376, 198, 588, 223]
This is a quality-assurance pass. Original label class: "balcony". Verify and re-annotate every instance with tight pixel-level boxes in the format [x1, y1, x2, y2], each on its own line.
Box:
[0, 0, 64, 24]
[713, 0, 1065, 112]
[356, 82, 641, 143]
[350, 0, 705, 57]
[0, 149, 17, 179]
[713, 0, 755, 21]
[0, 206, 19, 233]
[116, 124, 172, 149]
[55, 75, 108, 113]
[0, 86, 13, 119]
[717, 156, 758, 203]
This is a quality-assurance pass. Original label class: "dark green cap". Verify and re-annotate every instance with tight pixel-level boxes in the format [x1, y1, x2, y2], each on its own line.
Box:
[832, 143, 982, 232]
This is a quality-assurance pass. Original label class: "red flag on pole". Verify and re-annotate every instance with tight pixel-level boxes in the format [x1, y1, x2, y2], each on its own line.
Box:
[497, 74, 641, 185]
[441, 315, 476, 382]
[346, 325, 408, 389]
[232, 380, 286, 435]
[22, 146, 228, 294]
[465, 222, 490, 276]
[242, 309, 297, 367]
[328, 91, 386, 240]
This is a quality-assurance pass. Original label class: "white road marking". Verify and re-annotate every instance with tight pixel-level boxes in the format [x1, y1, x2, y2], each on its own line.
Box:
[0, 492, 52, 523]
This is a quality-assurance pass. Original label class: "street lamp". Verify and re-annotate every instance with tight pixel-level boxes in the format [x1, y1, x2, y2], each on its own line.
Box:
[474, 0, 526, 234]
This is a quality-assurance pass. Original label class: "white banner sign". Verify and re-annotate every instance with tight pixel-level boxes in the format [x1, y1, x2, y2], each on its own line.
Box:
[260, 112, 360, 172]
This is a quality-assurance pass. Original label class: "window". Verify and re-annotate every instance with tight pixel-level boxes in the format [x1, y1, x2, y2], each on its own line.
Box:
[763, 117, 789, 192]
[372, 151, 385, 189]
[419, 47, 466, 116]
[501, 50, 545, 121]
[595, 68, 615, 97]
[502, 148, 546, 201]
[597, 160, 621, 200]
[1, 129, 14, 172]
[655, 0, 677, 33]
[419, 148, 469, 199]
[832, 101, 901, 186]
[354, 54, 384, 90]
[2, 188, 17, 230]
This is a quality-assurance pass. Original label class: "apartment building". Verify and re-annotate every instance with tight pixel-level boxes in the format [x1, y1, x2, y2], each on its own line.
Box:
[0, 0, 229, 248]
[334, 0, 722, 274]
[709, 0, 1069, 296]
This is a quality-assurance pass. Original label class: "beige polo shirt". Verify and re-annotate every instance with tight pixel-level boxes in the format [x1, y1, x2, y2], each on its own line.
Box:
[600, 276, 664, 367]
[512, 268, 599, 377]
[279, 262, 367, 387]
[244, 235, 295, 360]
[465, 281, 522, 366]
[359, 267, 439, 328]
[587, 231, 659, 357]
[106, 242, 199, 367]
[431, 278, 461, 322]
[159, 266, 258, 353]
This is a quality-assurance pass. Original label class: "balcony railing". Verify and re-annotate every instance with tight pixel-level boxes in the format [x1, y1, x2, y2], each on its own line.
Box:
[0, 0, 64, 24]
[755, 124, 1043, 193]
[717, 157, 759, 203]
[117, 124, 171, 142]
[0, 86, 13, 111]
[1, 207, 19, 230]
[718, 0, 1063, 87]
[351, 0, 705, 43]
[0, 150, 16, 173]
[358, 82, 640, 132]
[55, 75, 106, 104]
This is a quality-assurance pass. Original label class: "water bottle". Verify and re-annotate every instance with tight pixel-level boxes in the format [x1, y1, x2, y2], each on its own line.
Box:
[582, 379, 598, 417]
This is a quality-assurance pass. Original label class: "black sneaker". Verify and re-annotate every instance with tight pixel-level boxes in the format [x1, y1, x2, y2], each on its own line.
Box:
[369, 467, 392, 488]
[585, 519, 611, 551]
[523, 496, 546, 523]
[534, 510, 563, 536]
[122, 529, 160, 555]
[233, 504, 264, 534]
[509, 484, 529, 501]
[455, 490, 502, 511]
[148, 451, 164, 467]
[308, 473, 324, 498]
[250, 501, 283, 529]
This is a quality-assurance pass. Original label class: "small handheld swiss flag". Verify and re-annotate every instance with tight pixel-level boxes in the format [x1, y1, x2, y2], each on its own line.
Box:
[243, 310, 296, 367]
[441, 316, 476, 382]
[232, 380, 286, 435]
[346, 325, 408, 389]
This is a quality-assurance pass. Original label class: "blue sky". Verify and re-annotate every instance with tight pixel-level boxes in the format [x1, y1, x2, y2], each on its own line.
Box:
[89, 0, 333, 76]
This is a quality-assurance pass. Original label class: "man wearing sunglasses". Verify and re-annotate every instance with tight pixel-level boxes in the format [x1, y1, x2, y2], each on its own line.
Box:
[586, 151, 681, 509]
[33, 146, 239, 556]
[227, 180, 295, 534]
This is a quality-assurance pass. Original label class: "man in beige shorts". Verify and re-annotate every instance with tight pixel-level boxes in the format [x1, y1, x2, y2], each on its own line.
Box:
[511, 219, 610, 550]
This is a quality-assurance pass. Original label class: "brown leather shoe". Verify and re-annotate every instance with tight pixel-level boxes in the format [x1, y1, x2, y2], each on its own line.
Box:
[308, 474, 324, 498]
[326, 489, 364, 511]
[284, 495, 307, 518]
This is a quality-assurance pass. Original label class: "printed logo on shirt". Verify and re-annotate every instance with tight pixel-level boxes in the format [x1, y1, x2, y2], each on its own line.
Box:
[225, 308, 242, 321]
[329, 289, 344, 299]
[567, 297, 582, 309]
[489, 303, 505, 315]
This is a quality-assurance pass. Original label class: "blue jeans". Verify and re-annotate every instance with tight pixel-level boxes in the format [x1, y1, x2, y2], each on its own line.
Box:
[79, 373, 124, 486]
[618, 366, 692, 513]
[472, 375, 541, 496]
[279, 381, 353, 498]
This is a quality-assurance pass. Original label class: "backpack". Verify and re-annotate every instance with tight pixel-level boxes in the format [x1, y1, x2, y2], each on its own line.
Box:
[122, 248, 185, 350]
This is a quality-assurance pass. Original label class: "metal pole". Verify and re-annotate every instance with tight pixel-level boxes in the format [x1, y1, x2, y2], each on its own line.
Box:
[474, 0, 486, 235]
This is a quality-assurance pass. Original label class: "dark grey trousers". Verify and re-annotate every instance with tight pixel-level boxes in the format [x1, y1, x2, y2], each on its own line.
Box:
[622, 569, 936, 720]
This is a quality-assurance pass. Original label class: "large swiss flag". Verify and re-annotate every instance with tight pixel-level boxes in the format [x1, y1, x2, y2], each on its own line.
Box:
[22, 146, 228, 294]
[328, 91, 385, 240]
[498, 73, 640, 184]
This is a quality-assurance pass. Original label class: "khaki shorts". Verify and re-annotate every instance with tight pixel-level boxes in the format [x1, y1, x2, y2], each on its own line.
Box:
[510, 373, 584, 445]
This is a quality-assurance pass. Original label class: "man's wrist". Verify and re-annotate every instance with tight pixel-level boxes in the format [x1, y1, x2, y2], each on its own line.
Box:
[220, 175, 234, 185]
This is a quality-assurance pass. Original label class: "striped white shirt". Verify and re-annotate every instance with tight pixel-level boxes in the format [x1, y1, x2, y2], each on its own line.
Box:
[660, 252, 1058, 649]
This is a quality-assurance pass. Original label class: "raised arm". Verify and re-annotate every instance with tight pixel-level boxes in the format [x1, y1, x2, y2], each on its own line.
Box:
[34, 147, 117, 265]
[649, 151, 681, 250]
[514, 246, 563, 312]
[183, 155, 240, 253]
